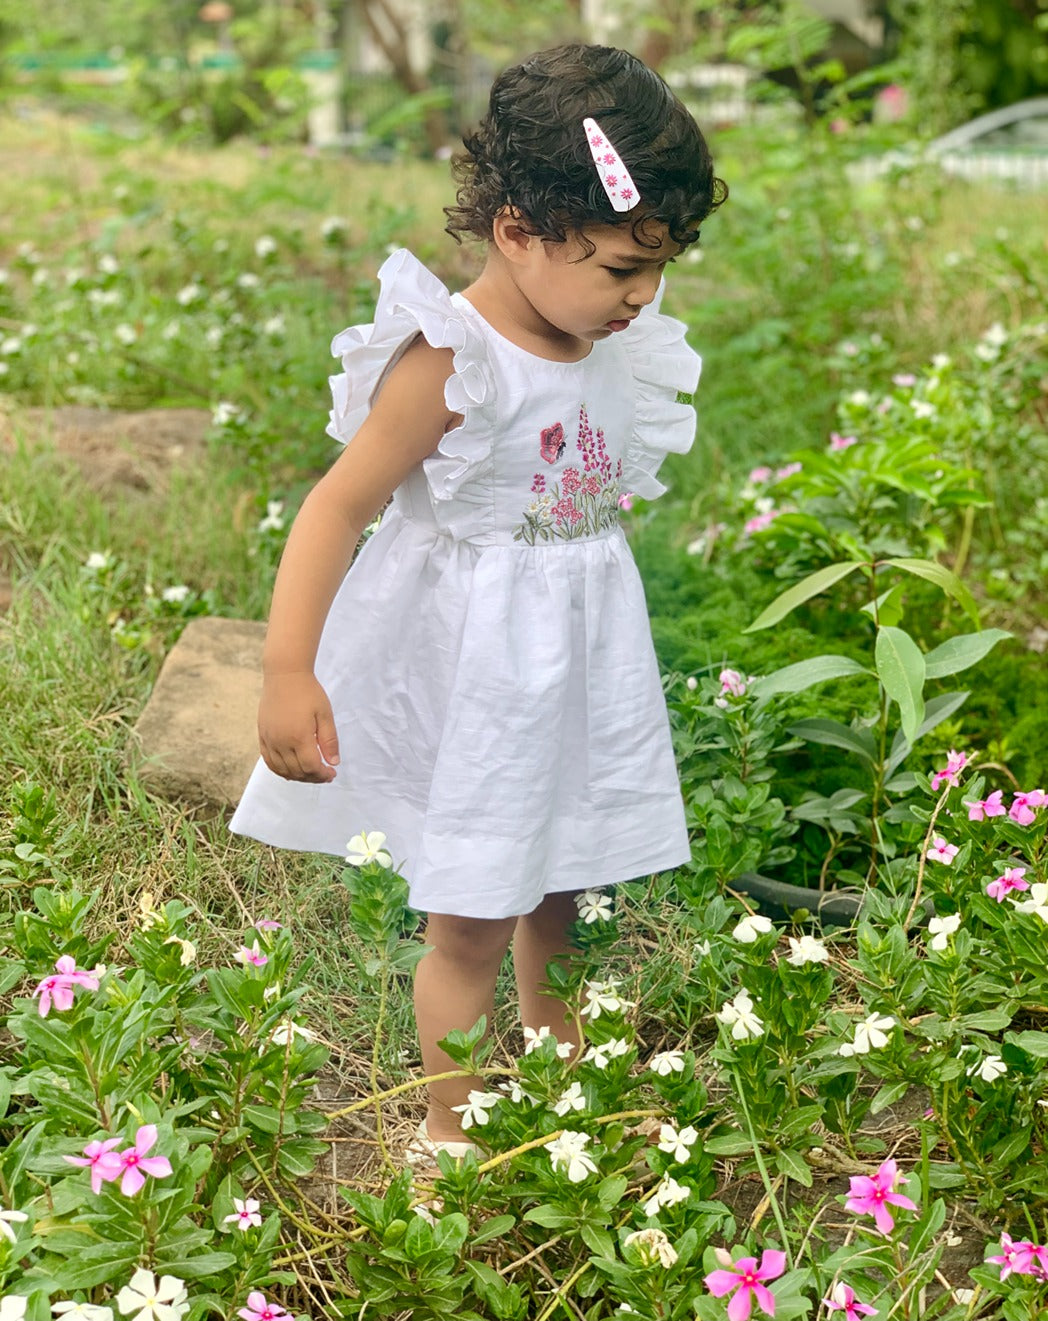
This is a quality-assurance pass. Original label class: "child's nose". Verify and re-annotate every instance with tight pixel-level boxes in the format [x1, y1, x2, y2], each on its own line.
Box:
[625, 269, 662, 308]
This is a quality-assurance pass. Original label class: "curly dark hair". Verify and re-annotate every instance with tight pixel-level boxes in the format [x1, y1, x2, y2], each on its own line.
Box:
[445, 44, 727, 251]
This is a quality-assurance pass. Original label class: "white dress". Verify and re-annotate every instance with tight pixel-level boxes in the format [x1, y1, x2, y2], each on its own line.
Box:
[230, 249, 701, 919]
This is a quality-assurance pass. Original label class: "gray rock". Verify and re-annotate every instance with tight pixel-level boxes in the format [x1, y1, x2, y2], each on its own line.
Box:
[133, 616, 265, 811]
[0, 405, 209, 492]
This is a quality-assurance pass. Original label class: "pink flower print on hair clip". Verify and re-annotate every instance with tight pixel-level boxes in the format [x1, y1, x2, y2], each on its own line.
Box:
[583, 117, 640, 213]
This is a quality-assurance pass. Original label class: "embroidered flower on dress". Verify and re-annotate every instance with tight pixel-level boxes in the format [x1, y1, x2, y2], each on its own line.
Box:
[514, 407, 623, 545]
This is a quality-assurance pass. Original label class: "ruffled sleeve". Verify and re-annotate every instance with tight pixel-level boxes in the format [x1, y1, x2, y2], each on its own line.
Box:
[621, 282, 702, 499]
[326, 248, 495, 537]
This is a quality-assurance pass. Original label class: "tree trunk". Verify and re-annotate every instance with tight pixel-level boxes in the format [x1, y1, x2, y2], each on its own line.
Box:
[355, 0, 449, 154]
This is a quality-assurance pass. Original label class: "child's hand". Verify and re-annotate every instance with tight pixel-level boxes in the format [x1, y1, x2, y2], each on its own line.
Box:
[258, 672, 340, 783]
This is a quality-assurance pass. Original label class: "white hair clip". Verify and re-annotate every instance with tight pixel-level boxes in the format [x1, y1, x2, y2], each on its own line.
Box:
[583, 117, 639, 213]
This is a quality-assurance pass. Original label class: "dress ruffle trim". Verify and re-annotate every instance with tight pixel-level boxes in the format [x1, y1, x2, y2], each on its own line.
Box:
[326, 248, 495, 537]
[622, 283, 702, 499]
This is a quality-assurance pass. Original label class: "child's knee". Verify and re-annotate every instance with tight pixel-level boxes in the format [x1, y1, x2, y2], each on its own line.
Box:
[426, 913, 516, 971]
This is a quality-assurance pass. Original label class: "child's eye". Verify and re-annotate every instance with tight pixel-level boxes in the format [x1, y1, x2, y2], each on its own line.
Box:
[605, 266, 638, 278]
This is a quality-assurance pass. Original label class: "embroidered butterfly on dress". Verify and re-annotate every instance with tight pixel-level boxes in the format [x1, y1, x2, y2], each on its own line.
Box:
[539, 422, 566, 463]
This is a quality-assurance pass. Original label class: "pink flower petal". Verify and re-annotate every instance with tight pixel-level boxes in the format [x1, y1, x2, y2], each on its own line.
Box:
[705, 1269, 742, 1298]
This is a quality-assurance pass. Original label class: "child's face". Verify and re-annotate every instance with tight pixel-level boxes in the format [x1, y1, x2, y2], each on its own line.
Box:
[517, 220, 681, 347]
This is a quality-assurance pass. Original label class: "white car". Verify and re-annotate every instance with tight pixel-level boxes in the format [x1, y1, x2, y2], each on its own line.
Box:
[851, 97, 1048, 188]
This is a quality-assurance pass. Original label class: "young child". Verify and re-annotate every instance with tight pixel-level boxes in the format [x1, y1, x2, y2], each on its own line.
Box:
[231, 43, 725, 1158]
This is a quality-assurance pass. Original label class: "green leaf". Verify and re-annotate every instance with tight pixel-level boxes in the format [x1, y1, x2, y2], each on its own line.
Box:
[875, 626, 926, 745]
[886, 690, 970, 774]
[596, 1174, 628, 1211]
[471, 1213, 516, 1246]
[241, 1104, 284, 1134]
[860, 583, 905, 628]
[787, 718, 876, 766]
[870, 1080, 909, 1114]
[750, 654, 870, 699]
[923, 629, 1011, 679]
[580, 1223, 615, 1258]
[883, 557, 979, 625]
[775, 1147, 812, 1186]
[960, 1010, 1012, 1031]
[1012, 1030, 1048, 1058]
[704, 1133, 753, 1156]
[152, 1251, 238, 1279]
[744, 560, 865, 632]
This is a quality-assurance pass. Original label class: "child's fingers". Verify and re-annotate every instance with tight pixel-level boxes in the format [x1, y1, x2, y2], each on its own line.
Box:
[315, 707, 341, 769]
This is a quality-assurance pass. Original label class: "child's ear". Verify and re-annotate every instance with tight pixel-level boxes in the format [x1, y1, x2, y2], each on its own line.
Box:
[492, 208, 542, 265]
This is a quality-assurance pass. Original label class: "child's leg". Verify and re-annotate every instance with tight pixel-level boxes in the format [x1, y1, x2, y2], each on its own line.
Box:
[512, 889, 581, 1057]
[414, 912, 517, 1142]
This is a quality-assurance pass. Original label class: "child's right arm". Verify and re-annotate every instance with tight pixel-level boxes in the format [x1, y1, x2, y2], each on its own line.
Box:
[257, 337, 459, 784]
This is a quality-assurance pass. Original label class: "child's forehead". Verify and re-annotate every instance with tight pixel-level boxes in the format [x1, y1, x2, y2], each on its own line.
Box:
[581, 222, 681, 261]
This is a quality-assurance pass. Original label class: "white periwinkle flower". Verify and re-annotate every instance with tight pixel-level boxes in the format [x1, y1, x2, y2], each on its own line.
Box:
[161, 584, 191, 604]
[552, 1082, 587, 1117]
[257, 499, 285, 533]
[732, 913, 773, 943]
[838, 1011, 895, 1057]
[176, 283, 203, 306]
[452, 1089, 500, 1129]
[716, 989, 764, 1040]
[967, 1054, 1007, 1083]
[254, 235, 277, 259]
[115, 1268, 189, 1321]
[641, 1173, 691, 1218]
[657, 1124, 699, 1162]
[0, 1209, 28, 1244]
[582, 1037, 630, 1069]
[546, 1130, 598, 1183]
[522, 1025, 574, 1058]
[575, 889, 614, 923]
[1, 1302, 28, 1321]
[1011, 882, 1048, 924]
[271, 1018, 314, 1046]
[262, 314, 285, 337]
[321, 215, 348, 240]
[786, 934, 830, 966]
[927, 913, 962, 952]
[222, 1196, 263, 1231]
[346, 831, 392, 867]
[236, 272, 260, 290]
[648, 1050, 685, 1076]
[163, 935, 196, 967]
[114, 324, 137, 345]
[624, 1226, 679, 1268]
[85, 551, 113, 572]
[98, 253, 120, 275]
[53, 1302, 114, 1321]
[580, 978, 633, 1019]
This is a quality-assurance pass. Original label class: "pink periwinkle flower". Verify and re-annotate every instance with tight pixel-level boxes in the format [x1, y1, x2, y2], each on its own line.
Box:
[892, 373, 917, 388]
[32, 955, 99, 1018]
[965, 789, 1006, 821]
[748, 466, 773, 484]
[829, 432, 857, 451]
[775, 462, 802, 480]
[114, 1124, 173, 1196]
[235, 942, 268, 967]
[845, 1158, 918, 1235]
[238, 1292, 292, 1321]
[823, 1282, 877, 1318]
[64, 1136, 123, 1195]
[254, 919, 283, 932]
[744, 510, 779, 536]
[720, 669, 748, 698]
[704, 1248, 786, 1321]
[1010, 789, 1046, 826]
[986, 1233, 1039, 1281]
[986, 866, 1029, 903]
[925, 836, 959, 865]
[930, 749, 968, 791]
